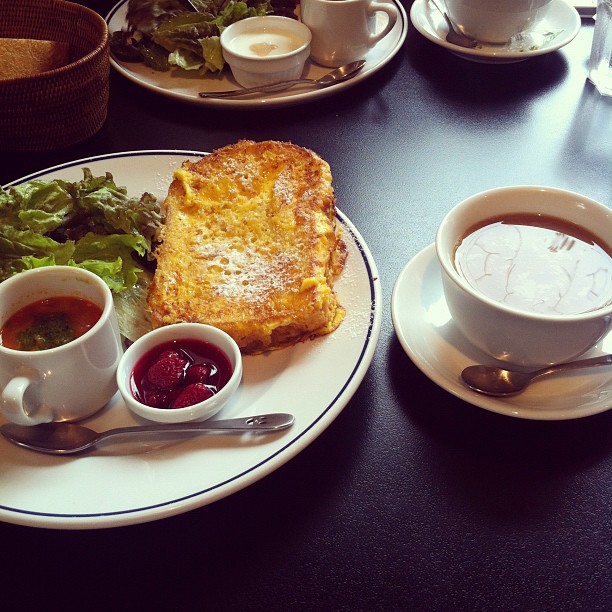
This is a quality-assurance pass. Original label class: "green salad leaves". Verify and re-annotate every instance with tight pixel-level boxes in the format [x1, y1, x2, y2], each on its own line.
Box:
[0, 169, 163, 293]
[110, 0, 298, 74]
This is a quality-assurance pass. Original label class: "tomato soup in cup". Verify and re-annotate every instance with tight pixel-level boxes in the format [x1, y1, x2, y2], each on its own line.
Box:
[0, 267, 123, 425]
[1, 295, 102, 351]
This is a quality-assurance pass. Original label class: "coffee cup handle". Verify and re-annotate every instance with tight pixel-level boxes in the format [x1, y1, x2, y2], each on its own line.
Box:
[368, 1, 399, 46]
[1, 374, 52, 426]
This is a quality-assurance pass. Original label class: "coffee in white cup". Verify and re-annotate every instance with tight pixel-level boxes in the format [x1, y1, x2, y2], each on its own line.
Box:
[444, 0, 553, 44]
[301, 0, 398, 67]
[0, 267, 123, 425]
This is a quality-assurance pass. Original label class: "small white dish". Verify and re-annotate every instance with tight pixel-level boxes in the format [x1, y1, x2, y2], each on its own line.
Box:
[391, 245, 612, 420]
[117, 323, 242, 424]
[410, 0, 580, 64]
[221, 16, 311, 88]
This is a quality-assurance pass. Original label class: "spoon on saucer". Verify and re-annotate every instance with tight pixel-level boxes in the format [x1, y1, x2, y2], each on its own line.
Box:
[0, 413, 295, 455]
[198, 60, 366, 98]
[461, 354, 612, 397]
[428, 0, 478, 48]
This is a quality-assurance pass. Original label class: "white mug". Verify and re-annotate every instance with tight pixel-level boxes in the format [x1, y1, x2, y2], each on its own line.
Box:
[444, 0, 553, 44]
[436, 186, 612, 368]
[301, 0, 398, 67]
[0, 267, 123, 425]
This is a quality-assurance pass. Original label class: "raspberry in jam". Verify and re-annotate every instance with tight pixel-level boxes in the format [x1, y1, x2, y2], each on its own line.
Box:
[130, 338, 233, 409]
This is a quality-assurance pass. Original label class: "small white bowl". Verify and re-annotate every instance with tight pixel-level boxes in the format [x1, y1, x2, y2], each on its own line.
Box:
[221, 16, 311, 88]
[117, 323, 242, 424]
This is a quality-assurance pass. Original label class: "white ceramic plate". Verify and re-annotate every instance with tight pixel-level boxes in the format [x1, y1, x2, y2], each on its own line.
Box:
[106, 0, 408, 108]
[0, 151, 382, 529]
[410, 0, 581, 64]
[391, 244, 612, 420]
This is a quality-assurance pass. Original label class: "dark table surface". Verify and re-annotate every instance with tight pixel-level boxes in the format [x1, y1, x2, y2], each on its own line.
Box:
[2, 1, 611, 610]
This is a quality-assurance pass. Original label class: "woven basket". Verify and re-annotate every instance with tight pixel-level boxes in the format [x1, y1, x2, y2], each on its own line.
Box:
[0, 0, 109, 152]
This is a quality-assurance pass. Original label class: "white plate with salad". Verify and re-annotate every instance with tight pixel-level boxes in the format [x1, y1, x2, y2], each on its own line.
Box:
[106, 0, 408, 108]
[0, 150, 382, 529]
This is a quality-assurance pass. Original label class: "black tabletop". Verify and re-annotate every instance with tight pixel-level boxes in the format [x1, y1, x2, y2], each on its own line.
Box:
[2, 2, 611, 610]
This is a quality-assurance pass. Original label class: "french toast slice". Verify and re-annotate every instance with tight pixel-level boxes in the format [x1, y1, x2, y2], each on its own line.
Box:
[147, 140, 346, 353]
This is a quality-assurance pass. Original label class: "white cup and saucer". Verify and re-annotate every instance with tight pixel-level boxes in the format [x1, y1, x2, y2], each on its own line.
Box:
[391, 186, 612, 420]
[409, 0, 581, 63]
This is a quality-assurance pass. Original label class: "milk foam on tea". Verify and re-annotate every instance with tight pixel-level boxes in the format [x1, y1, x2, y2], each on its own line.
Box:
[454, 214, 612, 315]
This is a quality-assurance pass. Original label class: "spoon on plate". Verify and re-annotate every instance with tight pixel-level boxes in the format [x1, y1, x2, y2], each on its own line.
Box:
[428, 0, 478, 48]
[0, 413, 295, 455]
[198, 60, 366, 98]
[461, 354, 612, 397]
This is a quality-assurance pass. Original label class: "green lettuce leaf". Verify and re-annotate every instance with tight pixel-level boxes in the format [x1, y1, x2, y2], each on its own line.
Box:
[1, 180, 73, 233]
[200, 36, 224, 73]
[112, 0, 286, 74]
[75, 258, 133, 294]
[168, 48, 204, 71]
[0, 169, 163, 292]
[73, 232, 148, 291]
[0, 225, 74, 258]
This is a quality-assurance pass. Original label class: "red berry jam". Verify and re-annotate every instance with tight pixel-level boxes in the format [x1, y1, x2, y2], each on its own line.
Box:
[130, 338, 233, 409]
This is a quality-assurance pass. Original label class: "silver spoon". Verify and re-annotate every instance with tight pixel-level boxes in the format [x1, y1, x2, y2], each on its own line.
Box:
[185, 0, 202, 11]
[198, 60, 366, 98]
[0, 413, 294, 455]
[428, 0, 478, 49]
[461, 354, 612, 397]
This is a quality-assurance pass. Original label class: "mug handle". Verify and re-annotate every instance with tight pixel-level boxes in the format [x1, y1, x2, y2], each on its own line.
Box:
[1, 374, 52, 425]
[368, 1, 399, 46]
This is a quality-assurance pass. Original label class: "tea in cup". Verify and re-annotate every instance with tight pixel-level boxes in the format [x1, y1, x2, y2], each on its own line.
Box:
[0, 267, 123, 425]
[301, 0, 399, 67]
[436, 186, 612, 367]
[444, 0, 553, 44]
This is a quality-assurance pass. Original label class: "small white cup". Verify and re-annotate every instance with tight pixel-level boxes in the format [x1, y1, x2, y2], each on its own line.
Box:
[0, 267, 123, 425]
[221, 16, 312, 88]
[436, 186, 612, 368]
[444, 0, 553, 44]
[301, 0, 398, 67]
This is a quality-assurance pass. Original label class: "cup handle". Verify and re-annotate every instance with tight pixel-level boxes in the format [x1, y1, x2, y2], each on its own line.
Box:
[1, 374, 52, 425]
[368, 1, 399, 46]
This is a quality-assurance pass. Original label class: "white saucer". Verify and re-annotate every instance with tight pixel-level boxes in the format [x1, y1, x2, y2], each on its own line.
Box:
[391, 245, 612, 420]
[410, 0, 581, 64]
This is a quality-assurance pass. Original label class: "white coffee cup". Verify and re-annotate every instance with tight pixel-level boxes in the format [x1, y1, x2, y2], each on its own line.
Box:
[301, 0, 398, 67]
[436, 186, 612, 368]
[0, 267, 123, 425]
[444, 0, 553, 44]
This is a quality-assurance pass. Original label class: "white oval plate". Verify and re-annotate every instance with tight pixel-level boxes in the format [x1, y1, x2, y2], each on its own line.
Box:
[0, 151, 382, 529]
[391, 244, 612, 420]
[106, 0, 408, 108]
[410, 0, 580, 64]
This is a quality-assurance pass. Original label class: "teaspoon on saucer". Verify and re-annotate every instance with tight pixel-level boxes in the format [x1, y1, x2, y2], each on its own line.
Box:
[428, 0, 478, 48]
[0, 413, 295, 455]
[461, 354, 612, 397]
[198, 60, 365, 98]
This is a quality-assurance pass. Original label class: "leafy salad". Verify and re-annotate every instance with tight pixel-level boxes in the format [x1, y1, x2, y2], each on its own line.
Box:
[110, 0, 298, 75]
[0, 169, 163, 293]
